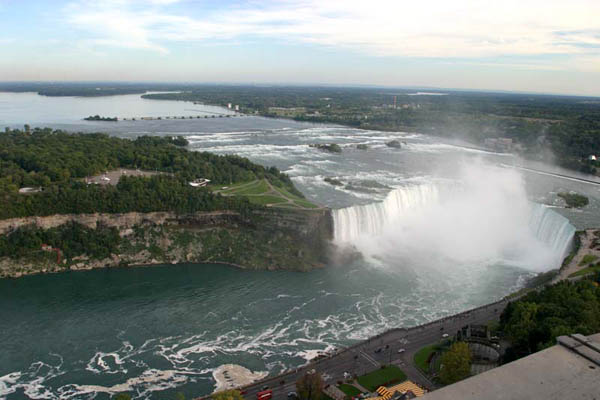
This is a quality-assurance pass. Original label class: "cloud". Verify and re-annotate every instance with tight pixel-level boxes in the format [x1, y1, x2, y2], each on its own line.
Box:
[64, 0, 600, 63]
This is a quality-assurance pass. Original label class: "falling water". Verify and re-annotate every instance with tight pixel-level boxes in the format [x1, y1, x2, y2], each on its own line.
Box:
[332, 184, 440, 242]
[333, 183, 575, 270]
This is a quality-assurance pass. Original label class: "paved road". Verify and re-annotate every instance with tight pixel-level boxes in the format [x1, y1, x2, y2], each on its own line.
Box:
[226, 298, 508, 400]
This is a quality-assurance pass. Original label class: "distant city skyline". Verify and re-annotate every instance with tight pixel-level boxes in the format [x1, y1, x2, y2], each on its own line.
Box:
[1, 0, 599, 96]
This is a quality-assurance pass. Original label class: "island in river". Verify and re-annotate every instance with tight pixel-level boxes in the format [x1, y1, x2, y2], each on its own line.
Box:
[0, 128, 332, 278]
[84, 115, 118, 122]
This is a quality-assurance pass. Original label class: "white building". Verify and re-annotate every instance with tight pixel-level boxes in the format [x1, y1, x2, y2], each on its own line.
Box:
[189, 178, 211, 187]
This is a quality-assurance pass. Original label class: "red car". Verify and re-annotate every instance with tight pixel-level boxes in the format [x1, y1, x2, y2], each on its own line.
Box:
[257, 390, 272, 400]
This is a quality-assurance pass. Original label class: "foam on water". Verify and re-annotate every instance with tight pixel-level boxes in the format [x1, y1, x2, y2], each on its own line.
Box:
[212, 364, 267, 392]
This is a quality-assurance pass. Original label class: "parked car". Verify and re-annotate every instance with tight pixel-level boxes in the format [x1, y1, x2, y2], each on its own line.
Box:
[397, 348, 405, 353]
[442, 333, 449, 338]
[374, 347, 383, 353]
[287, 391, 298, 398]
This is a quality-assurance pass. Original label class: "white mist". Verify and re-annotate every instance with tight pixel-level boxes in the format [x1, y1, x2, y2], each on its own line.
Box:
[333, 160, 574, 273]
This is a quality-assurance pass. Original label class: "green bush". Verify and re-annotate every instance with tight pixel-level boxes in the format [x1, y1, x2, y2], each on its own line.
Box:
[558, 192, 589, 208]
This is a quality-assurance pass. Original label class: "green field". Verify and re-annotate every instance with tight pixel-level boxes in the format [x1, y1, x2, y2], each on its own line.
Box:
[338, 384, 362, 397]
[213, 179, 320, 210]
[356, 365, 407, 392]
[570, 263, 600, 277]
[579, 254, 598, 266]
[247, 195, 288, 205]
[414, 345, 438, 374]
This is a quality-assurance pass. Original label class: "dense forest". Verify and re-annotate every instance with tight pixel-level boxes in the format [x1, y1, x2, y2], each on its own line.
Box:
[0, 128, 301, 218]
[499, 279, 600, 361]
[0, 222, 121, 260]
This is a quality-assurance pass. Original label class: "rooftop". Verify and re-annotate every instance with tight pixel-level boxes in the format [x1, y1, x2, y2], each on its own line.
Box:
[421, 333, 600, 400]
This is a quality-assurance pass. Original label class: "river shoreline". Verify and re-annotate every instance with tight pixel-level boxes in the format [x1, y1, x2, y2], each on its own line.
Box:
[201, 233, 591, 399]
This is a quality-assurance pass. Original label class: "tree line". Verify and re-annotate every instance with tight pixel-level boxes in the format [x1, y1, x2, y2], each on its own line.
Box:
[499, 279, 600, 361]
[0, 128, 302, 218]
[0, 222, 121, 260]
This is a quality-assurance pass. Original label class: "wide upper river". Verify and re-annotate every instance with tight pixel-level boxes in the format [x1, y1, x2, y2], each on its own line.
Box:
[1, 92, 599, 399]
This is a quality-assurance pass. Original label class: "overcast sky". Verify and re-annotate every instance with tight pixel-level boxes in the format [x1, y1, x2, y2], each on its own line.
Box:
[1, 0, 599, 96]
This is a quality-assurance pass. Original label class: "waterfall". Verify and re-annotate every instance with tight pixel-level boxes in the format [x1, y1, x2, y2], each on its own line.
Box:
[333, 183, 576, 269]
[528, 204, 576, 263]
[332, 184, 440, 243]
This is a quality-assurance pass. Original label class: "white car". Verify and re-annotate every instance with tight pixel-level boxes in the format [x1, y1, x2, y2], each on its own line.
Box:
[397, 348, 406, 353]
[442, 333, 449, 338]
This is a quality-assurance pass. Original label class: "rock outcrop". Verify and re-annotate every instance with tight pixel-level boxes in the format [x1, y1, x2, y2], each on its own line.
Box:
[0, 208, 333, 278]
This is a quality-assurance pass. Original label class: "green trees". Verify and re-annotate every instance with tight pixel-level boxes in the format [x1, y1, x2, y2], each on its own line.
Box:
[172, 136, 189, 146]
[211, 390, 244, 400]
[84, 115, 118, 122]
[500, 280, 600, 360]
[296, 372, 324, 400]
[0, 222, 121, 260]
[0, 129, 300, 218]
[557, 192, 589, 208]
[439, 342, 472, 385]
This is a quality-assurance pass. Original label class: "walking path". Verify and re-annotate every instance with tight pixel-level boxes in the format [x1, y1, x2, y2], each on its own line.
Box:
[553, 229, 600, 283]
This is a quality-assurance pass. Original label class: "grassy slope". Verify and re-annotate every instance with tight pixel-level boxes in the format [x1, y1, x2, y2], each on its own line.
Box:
[338, 384, 362, 397]
[213, 179, 319, 209]
[570, 264, 600, 277]
[414, 345, 438, 374]
[356, 366, 407, 392]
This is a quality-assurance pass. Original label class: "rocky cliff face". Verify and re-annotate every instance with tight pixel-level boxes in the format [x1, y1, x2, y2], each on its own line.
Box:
[0, 208, 334, 278]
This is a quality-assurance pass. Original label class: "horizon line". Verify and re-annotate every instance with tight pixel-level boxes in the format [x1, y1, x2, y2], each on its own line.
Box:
[0, 80, 599, 99]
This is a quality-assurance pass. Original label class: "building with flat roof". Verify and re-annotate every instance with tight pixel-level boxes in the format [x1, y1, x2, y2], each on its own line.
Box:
[421, 333, 600, 400]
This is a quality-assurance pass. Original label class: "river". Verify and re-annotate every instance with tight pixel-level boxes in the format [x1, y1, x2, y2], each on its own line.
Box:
[0, 92, 598, 399]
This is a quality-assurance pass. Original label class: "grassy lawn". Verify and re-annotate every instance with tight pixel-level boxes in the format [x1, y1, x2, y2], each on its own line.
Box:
[234, 180, 270, 195]
[357, 366, 407, 392]
[414, 345, 438, 374]
[247, 195, 288, 205]
[210, 180, 255, 193]
[214, 179, 320, 209]
[338, 384, 362, 397]
[570, 263, 600, 277]
[293, 198, 320, 209]
[271, 185, 319, 209]
[579, 254, 598, 266]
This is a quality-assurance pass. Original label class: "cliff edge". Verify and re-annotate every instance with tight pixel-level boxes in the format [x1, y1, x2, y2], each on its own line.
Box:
[0, 208, 333, 278]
